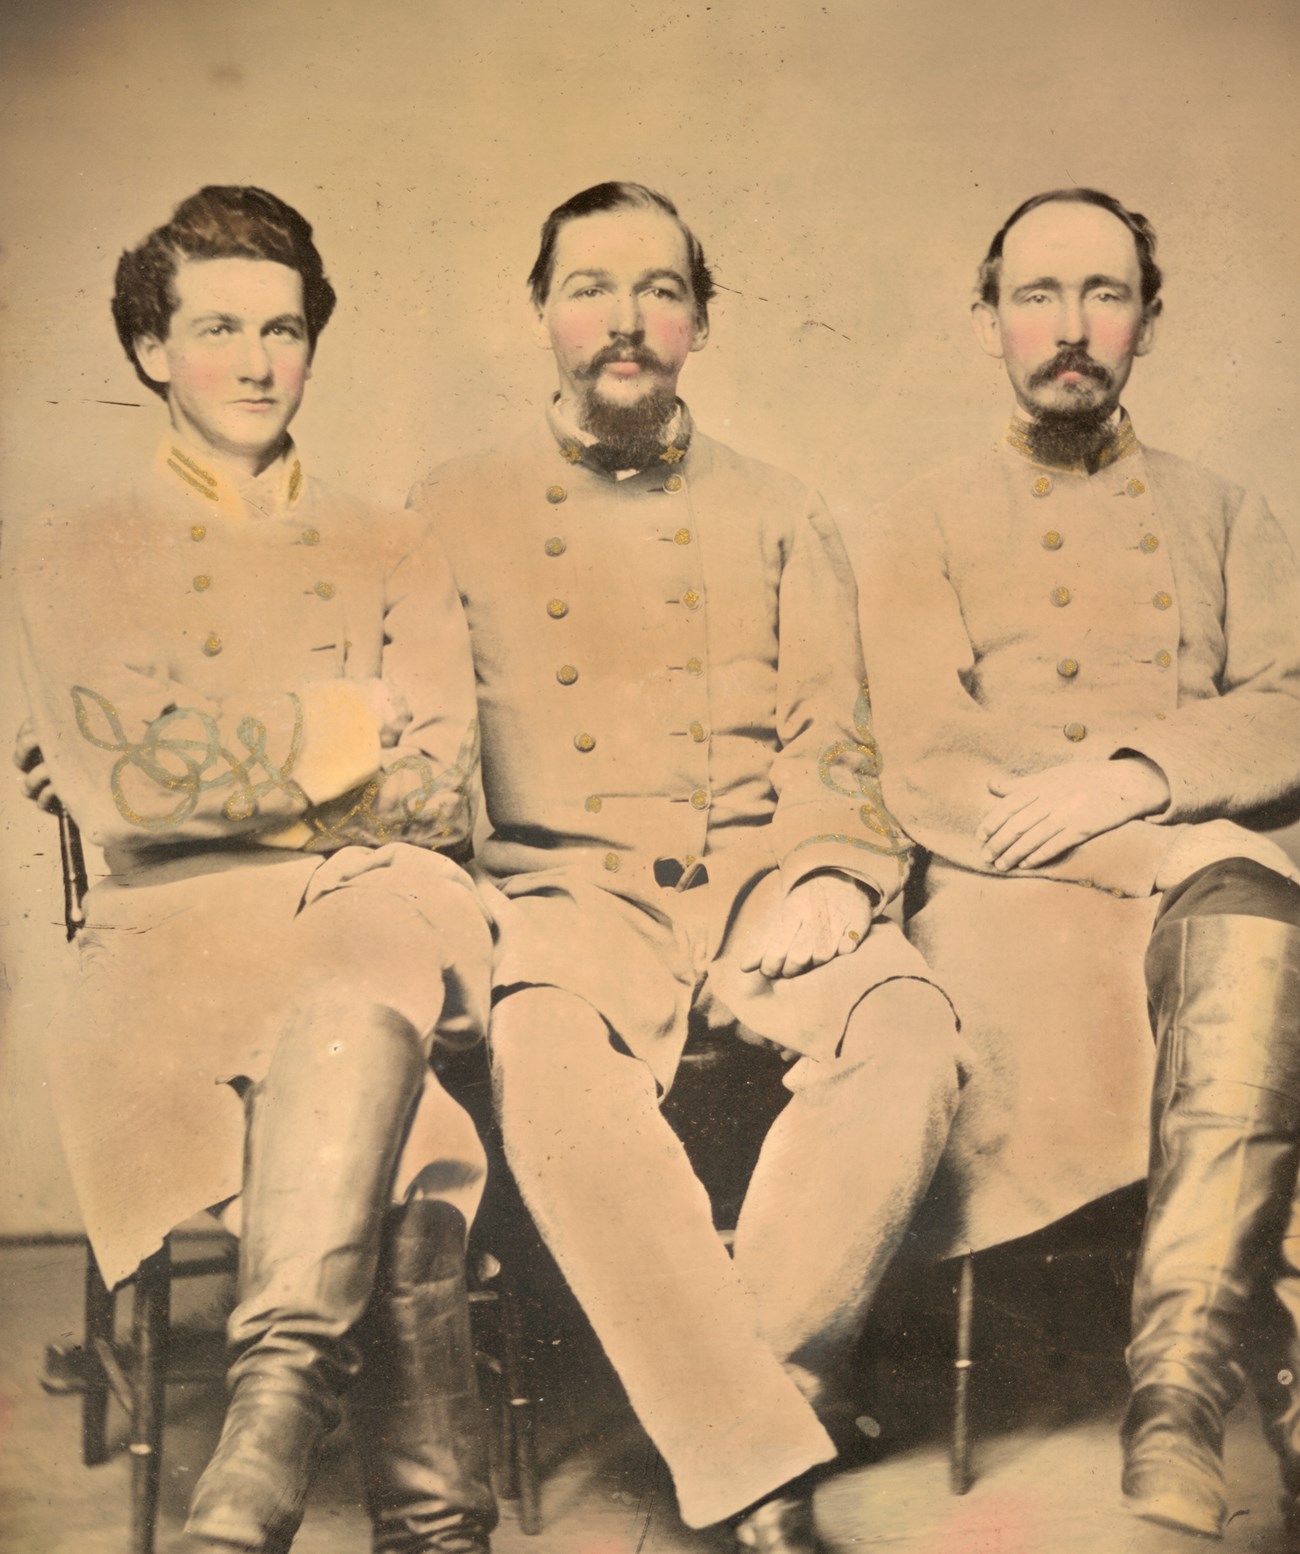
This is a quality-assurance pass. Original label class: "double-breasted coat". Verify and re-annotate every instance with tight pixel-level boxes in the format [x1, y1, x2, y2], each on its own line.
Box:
[858, 416, 1300, 1253]
[16, 440, 492, 1286]
[409, 404, 943, 1085]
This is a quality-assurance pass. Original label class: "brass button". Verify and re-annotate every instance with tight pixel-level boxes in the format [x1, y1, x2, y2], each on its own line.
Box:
[1057, 658, 1080, 679]
[547, 598, 569, 619]
[673, 527, 692, 546]
[546, 484, 567, 505]
[1155, 649, 1173, 669]
[602, 851, 620, 872]
[556, 664, 579, 686]
[1041, 530, 1063, 551]
[574, 732, 596, 753]
[688, 720, 707, 742]
[1153, 591, 1173, 611]
[1126, 477, 1147, 497]
[682, 589, 702, 610]
[1063, 722, 1088, 742]
[1050, 586, 1071, 608]
[1032, 475, 1053, 498]
[585, 795, 603, 813]
[193, 574, 212, 592]
[302, 527, 321, 546]
[664, 474, 685, 493]
[544, 536, 566, 557]
[202, 633, 223, 657]
[689, 788, 709, 810]
[685, 656, 703, 675]
[314, 580, 335, 600]
[190, 524, 207, 542]
[1140, 533, 1160, 553]
[684, 854, 697, 866]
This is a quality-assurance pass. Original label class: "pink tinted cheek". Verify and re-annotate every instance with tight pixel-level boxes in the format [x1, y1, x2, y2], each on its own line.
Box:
[1002, 315, 1056, 359]
[1091, 317, 1138, 356]
[549, 311, 603, 358]
[174, 350, 231, 392]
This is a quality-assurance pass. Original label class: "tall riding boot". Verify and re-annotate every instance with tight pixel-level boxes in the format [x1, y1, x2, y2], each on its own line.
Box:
[185, 1002, 426, 1553]
[1122, 904, 1300, 1539]
[1262, 1185, 1300, 1536]
[350, 1199, 497, 1553]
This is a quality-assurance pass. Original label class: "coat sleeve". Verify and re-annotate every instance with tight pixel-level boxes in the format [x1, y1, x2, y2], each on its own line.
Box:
[857, 497, 1183, 897]
[1105, 487, 1300, 822]
[15, 511, 383, 852]
[766, 493, 914, 906]
[288, 518, 480, 860]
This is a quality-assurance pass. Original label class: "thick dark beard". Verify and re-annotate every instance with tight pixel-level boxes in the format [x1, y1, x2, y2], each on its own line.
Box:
[1025, 403, 1117, 471]
[579, 385, 679, 470]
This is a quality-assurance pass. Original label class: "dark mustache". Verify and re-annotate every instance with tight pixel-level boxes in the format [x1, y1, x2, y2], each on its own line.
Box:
[1029, 348, 1112, 389]
[575, 344, 672, 379]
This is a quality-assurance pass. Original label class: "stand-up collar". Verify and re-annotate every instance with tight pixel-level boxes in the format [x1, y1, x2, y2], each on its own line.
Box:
[1004, 408, 1138, 474]
[546, 394, 693, 477]
[152, 436, 305, 520]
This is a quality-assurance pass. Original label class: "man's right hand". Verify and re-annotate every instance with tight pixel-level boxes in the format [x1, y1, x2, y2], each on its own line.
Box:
[13, 717, 59, 813]
[357, 680, 413, 749]
[1155, 818, 1300, 892]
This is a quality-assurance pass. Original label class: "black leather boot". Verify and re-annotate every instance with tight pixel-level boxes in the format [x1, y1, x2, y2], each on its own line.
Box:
[350, 1199, 497, 1553]
[1123, 896, 1300, 1540]
[185, 1003, 426, 1552]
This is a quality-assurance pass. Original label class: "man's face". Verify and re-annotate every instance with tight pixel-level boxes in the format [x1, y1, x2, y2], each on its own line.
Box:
[136, 256, 311, 471]
[536, 205, 708, 424]
[973, 201, 1155, 417]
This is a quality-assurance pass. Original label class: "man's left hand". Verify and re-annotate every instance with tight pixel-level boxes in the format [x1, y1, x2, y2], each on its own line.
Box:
[978, 756, 1171, 870]
[739, 872, 876, 980]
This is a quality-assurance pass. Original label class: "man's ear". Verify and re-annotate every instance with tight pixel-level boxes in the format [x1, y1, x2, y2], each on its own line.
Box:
[530, 303, 552, 350]
[135, 335, 171, 385]
[689, 314, 710, 353]
[1134, 303, 1159, 358]
[971, 301, 1004, 360]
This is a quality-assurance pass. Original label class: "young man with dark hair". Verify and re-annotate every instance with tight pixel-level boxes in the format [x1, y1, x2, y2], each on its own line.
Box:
[858, 187, 1300, 1539]
[410, 181, 966, 1553]
[15, 185, 497, 1553]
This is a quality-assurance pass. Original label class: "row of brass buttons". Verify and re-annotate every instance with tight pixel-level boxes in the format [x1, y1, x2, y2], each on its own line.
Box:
[1031, 475, 1146, 499]
[544, 473, 687, 505]
[1050, 586, 1172, 610]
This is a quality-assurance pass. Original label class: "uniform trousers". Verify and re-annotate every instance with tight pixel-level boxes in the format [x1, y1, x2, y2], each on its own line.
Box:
[490, 885, 965, 1529]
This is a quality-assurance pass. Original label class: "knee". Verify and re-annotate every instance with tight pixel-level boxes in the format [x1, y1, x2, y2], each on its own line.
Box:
[1158, 857, 1300, 931]
[836, 979, 967, 1098]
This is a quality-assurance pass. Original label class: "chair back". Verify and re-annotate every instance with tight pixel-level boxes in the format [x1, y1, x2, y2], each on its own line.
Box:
[56, 807, 89, 941]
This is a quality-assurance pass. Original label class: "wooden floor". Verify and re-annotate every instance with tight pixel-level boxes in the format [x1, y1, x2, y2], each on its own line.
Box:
[1, 1223, 1296, 1553]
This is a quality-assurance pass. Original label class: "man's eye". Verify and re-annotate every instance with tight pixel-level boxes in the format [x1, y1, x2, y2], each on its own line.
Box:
[573, 287, 603, 299]
[269, 324, 303, 338]
[204, 323, 232, 336]
[648, 287, 681, 301]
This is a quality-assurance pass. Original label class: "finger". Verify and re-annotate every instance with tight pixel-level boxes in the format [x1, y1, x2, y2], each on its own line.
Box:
[758, 922, 795, 981]
[14, 734, 42, 773]
[37, 787, 61, 814]
[991, 816, 1068, 871]
[1015, 831, 1082, 869]
[976, 789, 1042, 843]
[778, 923, 818, 979]
[834, 921, 869, 958]
[981, 802, 1050, 861]
[21, 768, 49, 801]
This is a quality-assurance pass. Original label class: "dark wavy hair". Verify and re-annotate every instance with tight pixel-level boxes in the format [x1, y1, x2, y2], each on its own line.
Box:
[112, 186, 337, 397]
[527, 182, 716, 327]
[978, 188, 1163, 315]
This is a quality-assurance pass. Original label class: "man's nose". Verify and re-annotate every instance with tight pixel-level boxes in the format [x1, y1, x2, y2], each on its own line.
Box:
[608, 290, 644, 338]
[1057, 295, 1087, 345]
[236, 334, 273, 382]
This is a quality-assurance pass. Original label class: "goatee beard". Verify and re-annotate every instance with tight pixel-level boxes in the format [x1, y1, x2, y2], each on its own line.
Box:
[579, 384, 679, 470]
[1025, 403, 1118, 472]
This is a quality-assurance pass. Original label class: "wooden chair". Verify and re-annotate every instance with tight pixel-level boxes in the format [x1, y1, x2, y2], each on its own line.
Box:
[40, 808, 541, 1549]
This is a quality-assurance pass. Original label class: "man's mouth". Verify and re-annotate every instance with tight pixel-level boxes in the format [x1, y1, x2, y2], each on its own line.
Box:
[1030, 351, 1111, 390]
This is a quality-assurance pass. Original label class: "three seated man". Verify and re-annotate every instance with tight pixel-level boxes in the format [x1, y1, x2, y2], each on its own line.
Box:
[13, 178, 1300, 1551]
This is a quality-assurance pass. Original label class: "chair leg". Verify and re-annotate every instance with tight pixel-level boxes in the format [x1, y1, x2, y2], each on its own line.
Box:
[499, 1277, 541, 1536]
[950, 1251, 974, 1495]
[129, 1242, 170, 1554]
[82, 1249, 114, 1467]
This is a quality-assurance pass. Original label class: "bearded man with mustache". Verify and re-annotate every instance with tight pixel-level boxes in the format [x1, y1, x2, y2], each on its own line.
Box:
[858, 187, 1300, 1541]
[409, 181, 965, 1553]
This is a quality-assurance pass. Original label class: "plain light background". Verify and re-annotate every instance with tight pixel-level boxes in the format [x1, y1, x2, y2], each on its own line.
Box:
[2, 0, 1297, 1230]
